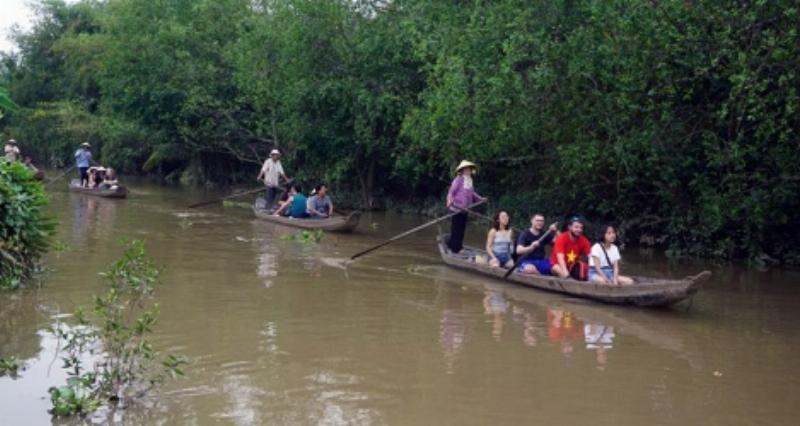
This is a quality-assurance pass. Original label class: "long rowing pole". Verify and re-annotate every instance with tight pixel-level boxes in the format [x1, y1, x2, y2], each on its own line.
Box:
[43, 165, 76, 187]
[188, 178, 295, 209]
[187, 187, 266, 209]
[350, 199, 487, 261]
[457, 207, 524, 234]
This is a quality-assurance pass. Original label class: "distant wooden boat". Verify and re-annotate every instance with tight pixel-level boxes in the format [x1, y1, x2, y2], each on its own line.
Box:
[68, 179, 128, 198]
[437, 234, 710, 307]
[252, 205, 361, 232]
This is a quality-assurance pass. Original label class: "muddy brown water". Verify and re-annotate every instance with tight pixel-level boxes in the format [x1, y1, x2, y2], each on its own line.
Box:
[1, 181, 799, 425]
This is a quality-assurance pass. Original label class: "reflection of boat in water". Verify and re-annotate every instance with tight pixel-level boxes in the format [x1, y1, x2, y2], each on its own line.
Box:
[69, 179, 128, 198]
[252, 198, 360, 233]
[421, 263, 704, 369]
[437, 234, 710, 307]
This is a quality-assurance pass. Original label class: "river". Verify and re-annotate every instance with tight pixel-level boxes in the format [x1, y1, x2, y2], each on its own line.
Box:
[1, 181, 799, 425]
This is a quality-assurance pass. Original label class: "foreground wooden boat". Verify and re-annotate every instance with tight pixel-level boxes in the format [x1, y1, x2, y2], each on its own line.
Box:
[68, 179, 128, 198]
[253, 206, 361, 232]
[437, 234, 710, 307]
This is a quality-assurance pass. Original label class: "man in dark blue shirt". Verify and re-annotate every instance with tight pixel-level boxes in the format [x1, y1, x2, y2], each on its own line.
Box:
[515, 213, 559, 275]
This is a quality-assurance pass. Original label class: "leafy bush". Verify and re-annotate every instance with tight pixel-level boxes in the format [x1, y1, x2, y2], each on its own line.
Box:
[50, 240, 186, 418]
[0, 158, 53, 289]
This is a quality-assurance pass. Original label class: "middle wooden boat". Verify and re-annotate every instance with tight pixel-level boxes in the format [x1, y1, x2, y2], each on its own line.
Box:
[252, 206, 361, 232]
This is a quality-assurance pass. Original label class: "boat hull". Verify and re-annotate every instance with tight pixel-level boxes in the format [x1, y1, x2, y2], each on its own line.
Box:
[68, 180, 128, 198]
[437, 235, 709, 307]
[253, 207, 361, 232]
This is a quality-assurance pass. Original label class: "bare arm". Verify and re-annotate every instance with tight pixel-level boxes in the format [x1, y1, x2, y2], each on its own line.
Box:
[612, 260, 620, 285]
[307, 198, 324, 217]
[516, 240, 539, 257]
[486, 230, 497, 261]
[556, 254, 569, 278]
[273, 196, 292, 215]
[592, 255, 610, 284]
[256, 162, 266, 181]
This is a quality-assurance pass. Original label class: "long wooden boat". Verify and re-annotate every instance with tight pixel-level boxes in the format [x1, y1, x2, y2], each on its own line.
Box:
[437, 234, 710, 307]
[68, 179, 128, 198]
[253, 206, 361, 232]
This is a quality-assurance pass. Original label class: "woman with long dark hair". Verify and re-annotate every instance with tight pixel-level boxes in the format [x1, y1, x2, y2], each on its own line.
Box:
[446, 160, 486, 253]
[485, 210, 514, 268]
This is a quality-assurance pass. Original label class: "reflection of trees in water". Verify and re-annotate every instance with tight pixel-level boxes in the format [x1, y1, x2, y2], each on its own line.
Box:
[0, 291, 44, 362]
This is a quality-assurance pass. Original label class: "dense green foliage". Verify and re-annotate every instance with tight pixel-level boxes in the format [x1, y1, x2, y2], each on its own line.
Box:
[50, 240, 185, 417]
[1, 0, 798, 263]
[0, 159, 53, 289]
[0, 85, 17, 118]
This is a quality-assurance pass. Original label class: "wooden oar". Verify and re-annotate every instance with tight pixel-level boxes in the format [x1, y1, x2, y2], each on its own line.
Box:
[503, 226, 556, 280]
[350, 199, 486, 261]
[44, 165, 76, 187]
[457, 207, 524, 234]
[187, 187, 266, 209]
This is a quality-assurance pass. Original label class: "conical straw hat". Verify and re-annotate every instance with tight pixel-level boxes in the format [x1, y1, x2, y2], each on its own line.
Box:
[455, 160, 477, 174]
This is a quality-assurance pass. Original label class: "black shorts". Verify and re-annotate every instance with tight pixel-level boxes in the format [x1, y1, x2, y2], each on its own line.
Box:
[78, 167, 89, 181]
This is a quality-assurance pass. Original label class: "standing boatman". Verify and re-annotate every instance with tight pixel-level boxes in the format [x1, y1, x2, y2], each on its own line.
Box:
[256, 149, 291, 209]
[4, 139, 20, 162]
[75, 142, 92, 187]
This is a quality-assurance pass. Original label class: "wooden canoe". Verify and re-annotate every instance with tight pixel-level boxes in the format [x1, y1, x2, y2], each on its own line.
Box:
[437, 234, 710, 307]
[252, 207, 361, 232]
[68, 179, 128, 198]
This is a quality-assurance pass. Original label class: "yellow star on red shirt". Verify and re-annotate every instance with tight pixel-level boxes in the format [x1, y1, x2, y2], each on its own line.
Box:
[567, 250, 577, 264]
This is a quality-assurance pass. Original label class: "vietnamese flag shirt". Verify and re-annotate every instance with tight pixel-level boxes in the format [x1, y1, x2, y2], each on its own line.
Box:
[550, 232, 591, 268]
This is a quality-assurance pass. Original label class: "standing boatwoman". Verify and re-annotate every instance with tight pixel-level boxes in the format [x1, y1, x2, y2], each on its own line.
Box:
[446, 160, 486, 254]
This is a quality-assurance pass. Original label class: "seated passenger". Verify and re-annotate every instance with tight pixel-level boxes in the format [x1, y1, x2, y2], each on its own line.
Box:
[550, 216, 591, 279]
[485, 211, 514, 268]
[516, 213, 558, 275]
[95, 167, 106, 187]
[87, 167, 98, 188]
[589, 225, 633, 285]
[98, 168, 119, 190]
[275, 189, 291, 215]
[273, 185, 308, 218]
[307, 184, 333, 218]
[288, 185, 308, 218]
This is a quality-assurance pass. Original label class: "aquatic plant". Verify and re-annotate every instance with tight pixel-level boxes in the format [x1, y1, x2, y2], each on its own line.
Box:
[221, 200, 251, 209]
[49, 240, 186, 418]
[281, 229, 323, 243]
[0, 357, 24, 378]
[0, 159, 54, 290]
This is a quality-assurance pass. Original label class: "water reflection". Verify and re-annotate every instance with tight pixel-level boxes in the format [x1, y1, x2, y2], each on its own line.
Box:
[547, 307, 586, 356]
[439, 307, 467, 374]
[69, 194, 119, 247]
[0, 291, 43, 365]
[482, 289, 509, 340]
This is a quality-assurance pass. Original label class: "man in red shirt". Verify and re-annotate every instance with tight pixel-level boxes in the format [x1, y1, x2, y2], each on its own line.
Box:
[550, 216, 591, 279]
